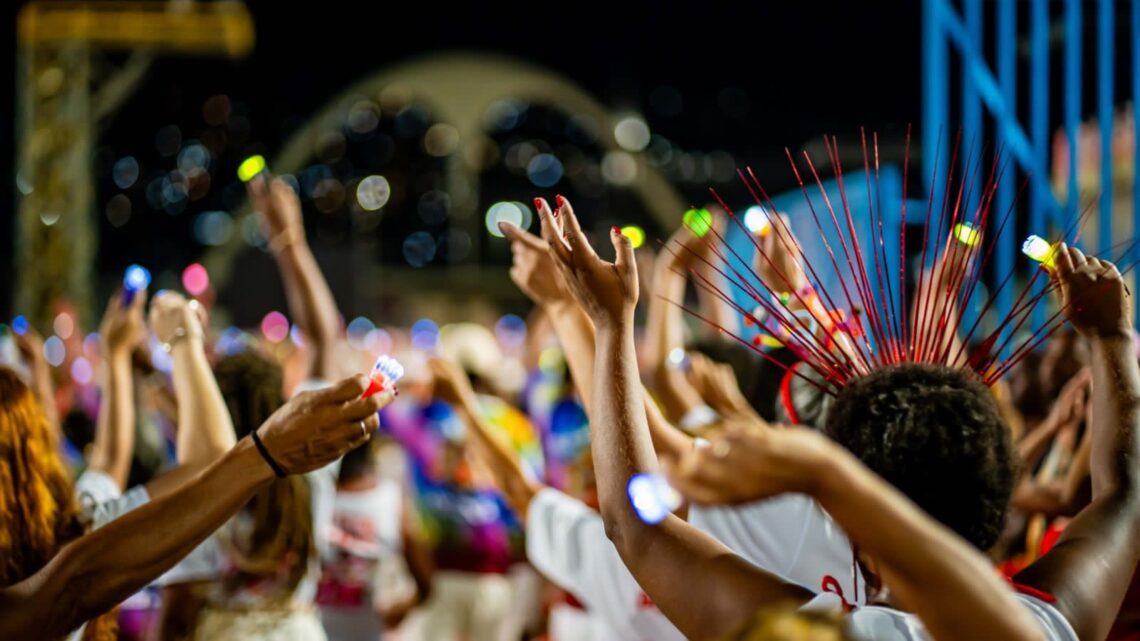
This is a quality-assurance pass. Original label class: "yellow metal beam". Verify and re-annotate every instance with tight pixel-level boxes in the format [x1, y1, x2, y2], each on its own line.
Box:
[18, 1, 254, 57]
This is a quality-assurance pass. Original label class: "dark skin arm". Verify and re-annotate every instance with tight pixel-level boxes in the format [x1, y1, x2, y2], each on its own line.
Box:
[1015, 245, 1140, 641]
[249, 176, 341, 381]
[538, 197, 810, 641]
[0, 376, 389, 640]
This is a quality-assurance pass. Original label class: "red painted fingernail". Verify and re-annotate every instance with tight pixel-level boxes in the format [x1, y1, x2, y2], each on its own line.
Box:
[552, 207, 559, 218]
[533, 198, 543, 210]
[556, 195, 566, 208]
[612, 226, 621, 235]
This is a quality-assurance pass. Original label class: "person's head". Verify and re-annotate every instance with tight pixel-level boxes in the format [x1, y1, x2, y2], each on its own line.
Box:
[824, 364, 1015, 551]
[0, 368, 116, 640]
[213, 352, 313, 594]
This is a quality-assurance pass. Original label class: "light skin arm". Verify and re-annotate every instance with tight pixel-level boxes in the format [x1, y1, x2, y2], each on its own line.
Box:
[500, 218, 693, 461]
[88, 291, 148, 489]
[429, 357, 540, 518]
[1014, 245, 1140, 641]
[539, 197, 811, 641]
[13, 327, 59, 430]
[249, 176, 341, 381]
[668, 426, 1045, 641]
[144, 292, 237, 499]
[0, 375, 390, 640]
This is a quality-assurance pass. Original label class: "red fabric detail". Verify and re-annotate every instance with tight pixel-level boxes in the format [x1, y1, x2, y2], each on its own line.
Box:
[780, 362, 802, 424]
[1008, 581, 1057, 604]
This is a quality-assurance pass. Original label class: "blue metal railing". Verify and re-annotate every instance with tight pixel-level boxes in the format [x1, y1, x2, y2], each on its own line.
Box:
[923, 0, 1140, 329]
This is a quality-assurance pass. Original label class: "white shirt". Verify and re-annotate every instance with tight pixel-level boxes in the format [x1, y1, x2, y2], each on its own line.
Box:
[689, 493, 865, 607]
[526, 488, 686, 641]
[802, 592, 1078, 641]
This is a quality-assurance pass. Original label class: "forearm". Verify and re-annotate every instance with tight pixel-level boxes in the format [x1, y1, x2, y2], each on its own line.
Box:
[645, 261, 706, 421]
[455, 402, 538, 517]
[1088, 334, 1140, 497]
[544, 300, 598, 411]
[814, 453, 1043, 641]
[0, 439, 272, 639]
[1016, 418, 1061, 469]
[275, 240, 340, 380]
[171, 339, 236, 472]
[30, 359, 59, 429]
[88, 353, 135, 488]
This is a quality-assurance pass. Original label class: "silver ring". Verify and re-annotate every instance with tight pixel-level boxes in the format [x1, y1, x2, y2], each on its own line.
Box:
[358, 421, 368, 440]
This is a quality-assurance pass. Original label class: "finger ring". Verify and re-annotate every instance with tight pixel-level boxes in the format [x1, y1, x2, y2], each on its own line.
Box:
[712, 441, 731, 458]
[358, 421, 368, 440]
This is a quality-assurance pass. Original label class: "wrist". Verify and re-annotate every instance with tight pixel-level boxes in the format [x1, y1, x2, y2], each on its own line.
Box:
[230, 437, 276, 486]
[805, 439, 859, 503]
[592, 309, 635, 334]
[1086, 327, 1133, 343]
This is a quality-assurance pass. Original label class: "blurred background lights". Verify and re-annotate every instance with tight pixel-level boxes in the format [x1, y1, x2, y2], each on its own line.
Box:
[485, 201, 532, 238]
[424, 123, 460, 157]
[124, 264, 151, 293]
[347, 100, 380, 134]
[290, 324, 305, 348]
[526, 153, 564, 187]
[106, 194, 132, 228]
[613, 115, 651, 151]
[52, 312, 74, 340]
[403, 232, 438, 268]
[11, 316, 28, 336]
[260, 311, 290, 343]
[149, 336, 174, 374]
[43, 336, 66, 367]
[620, 225, 646, 249]
[356, 175, 391, 211]
[83, 333, 100, 357]
[411, 319, 439, 351]
[601, 151, 637, 185]
[177, 143, 211, 173]
[194, 211, 235, 246]
[181, 263, 210, 296]
[494, 314, 527, 350]
[485, 99, 526, 131]
[365, 328, 392, 355]
[683, 208, 713, 237]
[627, 473, 682, 524]
[112, 156, 140, 189]
[70, 357, 93, 386]
[346, 316, 376, 349]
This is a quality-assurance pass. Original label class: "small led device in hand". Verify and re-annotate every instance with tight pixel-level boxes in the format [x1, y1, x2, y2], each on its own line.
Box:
[627, 473, 682, 524]
[237, 155, 268, 183]
[683, 208, 713, 238]
[364, 355, 405, 398]
[1021, 235, 1057, 269]
[744, 206, 772, 237]
[953, 223, 980, 248]
[122, 265, 151, 305]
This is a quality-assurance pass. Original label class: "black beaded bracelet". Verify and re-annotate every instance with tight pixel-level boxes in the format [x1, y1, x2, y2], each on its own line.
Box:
[250, 428, 287, 478]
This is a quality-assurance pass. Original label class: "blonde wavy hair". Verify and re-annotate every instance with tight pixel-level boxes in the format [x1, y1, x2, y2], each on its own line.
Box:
[0, 367, 117, 640]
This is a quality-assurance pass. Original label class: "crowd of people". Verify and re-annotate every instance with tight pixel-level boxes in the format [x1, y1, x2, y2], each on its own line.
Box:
[2, 153, 1139, 641]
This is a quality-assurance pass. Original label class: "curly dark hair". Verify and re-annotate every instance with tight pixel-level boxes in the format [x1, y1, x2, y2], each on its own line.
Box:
[824, 364, 1015, 551]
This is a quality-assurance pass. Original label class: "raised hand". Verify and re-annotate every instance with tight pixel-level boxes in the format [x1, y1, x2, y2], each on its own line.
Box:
[754, 213, 810, 298]
[256, 374, 392, 475]
[13, 325, 46, 369]
[499, 220, 571, 307]
[1054, 244, 1132, 339]
[148, 290, 203, 348]
[536, 196, 638, 327]
[99, 289, 148, 357]
[248, 175, 303, 242]
[428, 357, 478, 410]
[665, 424, 835, 505]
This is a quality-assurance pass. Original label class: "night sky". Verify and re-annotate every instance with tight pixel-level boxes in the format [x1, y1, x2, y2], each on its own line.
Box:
[6, 1, 1120, 325]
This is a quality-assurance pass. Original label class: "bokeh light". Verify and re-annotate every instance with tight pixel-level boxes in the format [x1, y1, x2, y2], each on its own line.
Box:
[601, 151, 638, 185]
[347, 317, 376, 350]
[411, 319, 439, 351]
[106, 194, 132, 228]
[112, 156, 140, 189]
[495, 314, 527, 350]
[683, 208, 713, 237]
[123, 264, 151, 293]
[182, 263, 210, 296]
[424, 123, 460, 157]
[614, 115, 651, 151]
[53, 313, 74, 340]
[744, 206, 771, 235]
[237, 155, 267, 182]
[485, 201, 532, 238]
[70, 357, 93, 385]
[43, 336, 66, 367]
[403, 232, 437, 267]
[356, 175, 391, 211]
[11, 316, 28, 336]
[194, 211, 235, 246]
[261, 311, 290, 343]
[177, 143, 211, 173]
[527, 153, 564, 187]
[365, 328, 392, 354]
[620, 225, 646, 249]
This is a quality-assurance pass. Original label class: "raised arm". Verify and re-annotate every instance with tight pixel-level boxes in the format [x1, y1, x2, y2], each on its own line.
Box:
[249, 176, 341, 381]
[501, 215, 692, 460]
[429, 357, 540, 517]
[13, 327, 59, 430]
[539, 197, 810, 641]
[1015, 245, 1140, 641]
[0, 375, 391, 640]
[667, 425, 1045, 641]
[88, 291, 148, 489]
[144, 292, 237, 498]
